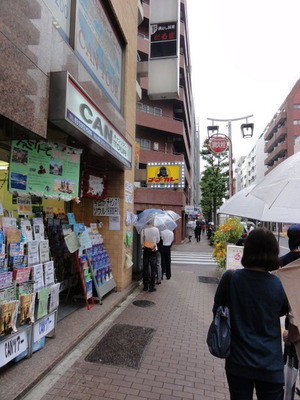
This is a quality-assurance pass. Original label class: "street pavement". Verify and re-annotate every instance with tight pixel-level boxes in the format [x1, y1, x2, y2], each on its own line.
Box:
[2, 235, 231, 400]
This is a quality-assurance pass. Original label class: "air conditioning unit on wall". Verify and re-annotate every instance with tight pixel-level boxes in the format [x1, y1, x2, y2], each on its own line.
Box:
[153, 142, 159, 151]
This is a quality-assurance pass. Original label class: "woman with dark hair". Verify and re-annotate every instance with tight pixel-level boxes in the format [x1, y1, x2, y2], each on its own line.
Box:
[212, 228, 289, 400]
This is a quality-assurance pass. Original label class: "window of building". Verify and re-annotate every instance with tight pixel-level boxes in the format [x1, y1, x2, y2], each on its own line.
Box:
[137, 103, 162, 117]
[136, 138, 151, 150]
[294, 104, 300, 109]
[293, 120, 300, 125]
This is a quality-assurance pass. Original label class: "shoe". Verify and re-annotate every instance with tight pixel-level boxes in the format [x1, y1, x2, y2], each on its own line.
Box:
[166, 277, 171, 280]
[149, 288, 157, 292]
[156, 281, 161, 284]
[143, 287, 148, 291]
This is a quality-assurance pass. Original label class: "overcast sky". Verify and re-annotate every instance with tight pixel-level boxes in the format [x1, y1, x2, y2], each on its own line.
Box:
[187, 0, 300, 159]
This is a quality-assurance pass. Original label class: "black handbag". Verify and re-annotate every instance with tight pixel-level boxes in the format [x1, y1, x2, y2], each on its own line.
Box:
[206, 270, 233, 359]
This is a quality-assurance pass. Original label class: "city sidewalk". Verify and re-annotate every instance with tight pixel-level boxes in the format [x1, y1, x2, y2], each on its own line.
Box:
[1, 236, 229, 400]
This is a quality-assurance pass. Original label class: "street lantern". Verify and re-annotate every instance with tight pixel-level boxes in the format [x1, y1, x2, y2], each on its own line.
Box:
[207, 125, 219, 136]
[241, 123, 254, 138]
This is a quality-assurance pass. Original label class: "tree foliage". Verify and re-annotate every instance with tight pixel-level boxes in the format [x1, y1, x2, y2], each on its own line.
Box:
[200, 138, 230, 224]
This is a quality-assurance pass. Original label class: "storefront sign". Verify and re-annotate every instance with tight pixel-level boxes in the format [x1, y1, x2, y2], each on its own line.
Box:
[146, 162, 185, 188]
[9, 140, 81, 201]
[75, 0, 122, 110]
[0, 329, 28, 367]
[33, 312, 56, 341]
[66, 77, 132, 168]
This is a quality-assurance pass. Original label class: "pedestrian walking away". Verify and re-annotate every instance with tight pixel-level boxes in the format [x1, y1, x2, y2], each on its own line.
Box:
[141, 221, 160, 292]
[194, 223, 201, 242]
[212, 228, 289, 400]
[160, 228, 174, 280]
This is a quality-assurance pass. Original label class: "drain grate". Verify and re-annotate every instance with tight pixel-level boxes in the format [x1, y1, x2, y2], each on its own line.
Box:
[198, 276, 219, 284]
[133, 300, 155, 307]
[85, 323, 155, 369]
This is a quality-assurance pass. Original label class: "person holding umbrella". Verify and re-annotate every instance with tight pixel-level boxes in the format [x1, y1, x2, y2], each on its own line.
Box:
[141, 220, 160, 292]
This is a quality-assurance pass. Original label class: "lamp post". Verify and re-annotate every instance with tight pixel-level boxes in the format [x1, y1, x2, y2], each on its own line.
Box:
[207, 115, 254, 197]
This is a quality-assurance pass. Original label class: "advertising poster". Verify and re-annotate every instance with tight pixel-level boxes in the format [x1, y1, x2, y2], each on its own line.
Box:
[9, 140, 81, 201]
[146, 162, 185, 187]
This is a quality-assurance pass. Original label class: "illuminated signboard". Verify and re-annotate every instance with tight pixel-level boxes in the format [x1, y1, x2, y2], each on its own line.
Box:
[150, 23, 177, 58]
[146, 162, 185, 188]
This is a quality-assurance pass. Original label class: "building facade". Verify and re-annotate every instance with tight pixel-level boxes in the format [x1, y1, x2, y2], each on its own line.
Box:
[264, 79, 300, 174]
[134, 0, 199, 244]
[0, 0, 140, 293]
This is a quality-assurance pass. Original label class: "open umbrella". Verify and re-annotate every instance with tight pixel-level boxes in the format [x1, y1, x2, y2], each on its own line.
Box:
[249, 152, 300, 210]
[219, 183, 300, 223]
[134, 209, 177, 234]
[165, 210, 181, 221]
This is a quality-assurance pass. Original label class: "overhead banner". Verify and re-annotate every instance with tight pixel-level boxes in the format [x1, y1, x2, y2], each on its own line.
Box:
[9, 140, 82, 201]
[146, 162, 185, 188]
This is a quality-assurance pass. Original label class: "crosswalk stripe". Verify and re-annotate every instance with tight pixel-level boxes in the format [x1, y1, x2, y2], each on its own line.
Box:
[171, 251, 217, 265]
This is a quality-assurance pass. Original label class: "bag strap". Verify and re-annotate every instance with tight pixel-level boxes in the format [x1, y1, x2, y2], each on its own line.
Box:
[218, 269, 234, 306]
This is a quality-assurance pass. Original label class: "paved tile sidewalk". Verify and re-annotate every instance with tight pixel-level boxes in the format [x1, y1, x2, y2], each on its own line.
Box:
[20, 237, 230, 400]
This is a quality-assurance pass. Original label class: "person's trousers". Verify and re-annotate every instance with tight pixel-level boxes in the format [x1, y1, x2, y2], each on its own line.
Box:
[162, 245, 172, 279]
[142, 249, 157, 289]
[226, 372, 284, 400]
[156, 252, 162, 283]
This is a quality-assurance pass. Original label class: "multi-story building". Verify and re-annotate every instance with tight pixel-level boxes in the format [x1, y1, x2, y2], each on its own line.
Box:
[134, 0, 199, 244]
[235, 133, 266, 190]
[264, 79, 300, 174]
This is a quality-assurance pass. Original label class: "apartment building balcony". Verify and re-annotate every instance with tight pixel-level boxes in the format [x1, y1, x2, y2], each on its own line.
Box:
[137, 33, 149, 54]
[264, 110, 287, 141]
[136, 110, 184, 136]
[264, 141, 287, 166]
[264, 126, 287, 153]
[138, 148, 184, 165]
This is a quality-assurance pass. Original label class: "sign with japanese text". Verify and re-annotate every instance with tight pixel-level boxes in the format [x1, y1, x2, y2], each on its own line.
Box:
[146, 162, 184, 188]
[0, 329, 28, 367]
[226, 245, 243, 269]
[66, 76, 132, 168]
[150, 22, 177, 58]
[93, 198, 120, 216]
[9, 140, 81, 201]
[33, 312, 56, 341]
[74, 0, 122, 110]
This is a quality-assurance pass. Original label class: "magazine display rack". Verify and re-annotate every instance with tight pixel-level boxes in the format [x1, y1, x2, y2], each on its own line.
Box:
[0, 217, 59, 368]
[85, 244, 116, 305]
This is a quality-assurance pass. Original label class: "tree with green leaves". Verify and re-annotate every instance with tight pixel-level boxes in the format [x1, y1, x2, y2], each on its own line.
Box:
[200, 138, 230, 224]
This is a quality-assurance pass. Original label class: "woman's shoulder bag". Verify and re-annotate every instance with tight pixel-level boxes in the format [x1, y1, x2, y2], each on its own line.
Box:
[206, 270, 234, 359]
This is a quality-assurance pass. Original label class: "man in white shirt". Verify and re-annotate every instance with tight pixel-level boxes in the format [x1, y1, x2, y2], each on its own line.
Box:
[141, 221, 160, 292]
[160, 229, 174, 280]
